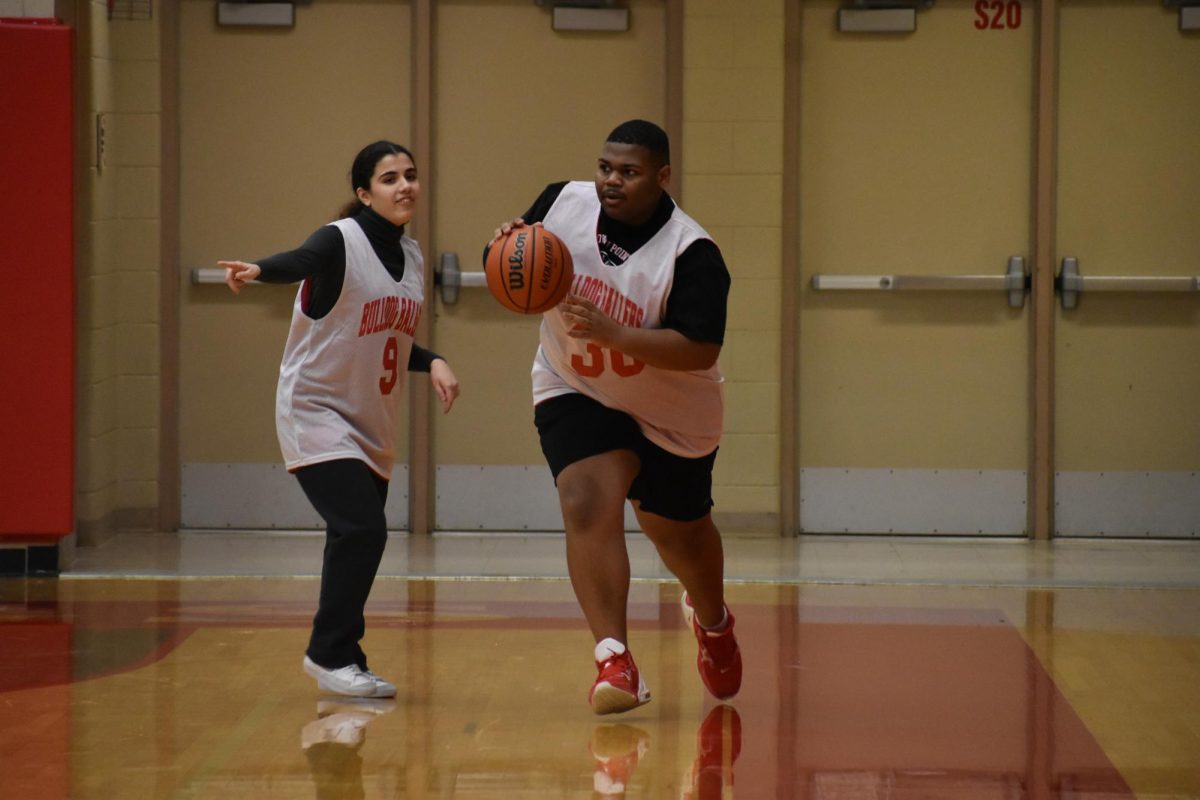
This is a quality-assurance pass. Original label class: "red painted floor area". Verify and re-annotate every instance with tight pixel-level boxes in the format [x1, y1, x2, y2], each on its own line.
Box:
[728, 606, 1132, 798]
[0, 583, 1141, 798]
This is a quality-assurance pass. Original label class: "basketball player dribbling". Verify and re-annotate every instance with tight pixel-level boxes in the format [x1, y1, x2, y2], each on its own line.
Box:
[220, 140, 460, 698]
[490, 119, 742, 714]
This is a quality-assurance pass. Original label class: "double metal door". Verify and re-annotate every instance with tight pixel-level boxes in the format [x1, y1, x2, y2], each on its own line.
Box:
[799, 0, 1199, 537]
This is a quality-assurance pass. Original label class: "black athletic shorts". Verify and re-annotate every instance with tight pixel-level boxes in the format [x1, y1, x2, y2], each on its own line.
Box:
[533, 392, 717, 522]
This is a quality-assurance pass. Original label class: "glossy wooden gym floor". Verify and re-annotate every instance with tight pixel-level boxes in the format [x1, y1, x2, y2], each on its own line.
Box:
[2, 534, 1199, 799]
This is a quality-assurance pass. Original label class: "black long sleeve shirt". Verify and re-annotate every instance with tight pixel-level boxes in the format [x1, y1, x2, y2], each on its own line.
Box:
[256, 207, 442, 371]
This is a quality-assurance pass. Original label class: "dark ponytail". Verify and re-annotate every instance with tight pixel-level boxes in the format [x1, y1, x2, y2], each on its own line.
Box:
[337, 140, 416, 219]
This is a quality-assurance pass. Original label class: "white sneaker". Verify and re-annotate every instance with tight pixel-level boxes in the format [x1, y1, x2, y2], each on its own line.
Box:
[301, 698, 397, 750]
[303, 656, 397, 698]
[301, 712, 372, 749]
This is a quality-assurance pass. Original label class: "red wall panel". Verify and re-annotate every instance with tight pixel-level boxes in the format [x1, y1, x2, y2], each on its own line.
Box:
[0, 19, 75, 537]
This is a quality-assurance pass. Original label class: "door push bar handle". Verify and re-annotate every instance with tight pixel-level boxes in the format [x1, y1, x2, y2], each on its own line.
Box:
[192, 267, 247, 285]
[435, 252, 487, 304]
[1058, 257, 1200, 310]
[810, 257, 1028, 309]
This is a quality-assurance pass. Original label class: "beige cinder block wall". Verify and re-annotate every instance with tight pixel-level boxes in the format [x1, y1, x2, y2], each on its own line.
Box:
[65, 1, 790, 541]
[61, 1, 1198, 543]
[682, 0, 785, 532]
[71, 0, 163, 546]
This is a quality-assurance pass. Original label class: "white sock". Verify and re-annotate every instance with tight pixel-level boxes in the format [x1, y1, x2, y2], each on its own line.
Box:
[595, 637, 627, 661]
[699, 606, 729, 633]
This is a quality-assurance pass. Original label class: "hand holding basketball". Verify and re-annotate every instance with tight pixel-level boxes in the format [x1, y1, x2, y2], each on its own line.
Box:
[484, 223, 574, 315]
[490, 217, 525, 244]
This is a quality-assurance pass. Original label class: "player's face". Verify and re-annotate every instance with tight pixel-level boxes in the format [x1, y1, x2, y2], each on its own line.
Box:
[358, 152, 420, 226]
[595, 143, 669, 226]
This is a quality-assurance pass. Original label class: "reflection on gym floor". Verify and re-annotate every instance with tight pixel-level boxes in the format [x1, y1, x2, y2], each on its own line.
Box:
[1, 535, 1199, 798]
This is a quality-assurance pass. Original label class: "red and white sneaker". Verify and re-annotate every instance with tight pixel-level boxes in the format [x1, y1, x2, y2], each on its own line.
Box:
[683, 704, 742, 799]
[681, 593, 742, 700]
[589, 638, 652, 715]
[589, 723, 650, 795]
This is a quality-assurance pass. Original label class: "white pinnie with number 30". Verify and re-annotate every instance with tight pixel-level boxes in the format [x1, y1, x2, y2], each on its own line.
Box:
[532, 181, 723, 458]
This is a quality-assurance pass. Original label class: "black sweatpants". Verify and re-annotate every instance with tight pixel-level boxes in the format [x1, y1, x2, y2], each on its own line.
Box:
[295, 458, 389, 671]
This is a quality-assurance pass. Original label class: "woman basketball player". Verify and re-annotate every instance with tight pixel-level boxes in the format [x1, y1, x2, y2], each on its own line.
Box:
[220, 140, 459, 698]
[491, 120, 742, 714]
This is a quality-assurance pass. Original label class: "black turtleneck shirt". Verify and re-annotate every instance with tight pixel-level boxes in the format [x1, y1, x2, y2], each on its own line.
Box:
[256, 206, 441, 371]
[519, 182, 730, 345]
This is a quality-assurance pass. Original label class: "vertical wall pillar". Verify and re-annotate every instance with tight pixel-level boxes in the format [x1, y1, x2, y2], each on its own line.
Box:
[1030, 0, 1059, 540]
[409, 0, 435, 536]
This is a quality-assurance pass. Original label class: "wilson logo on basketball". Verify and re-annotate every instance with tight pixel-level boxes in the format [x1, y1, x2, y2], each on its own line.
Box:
[507, 232, 527, 290]
[484, 225, 573, 315]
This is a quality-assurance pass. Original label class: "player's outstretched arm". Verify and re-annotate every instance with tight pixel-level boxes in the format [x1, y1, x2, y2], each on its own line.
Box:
[216, 260, 261, 295]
